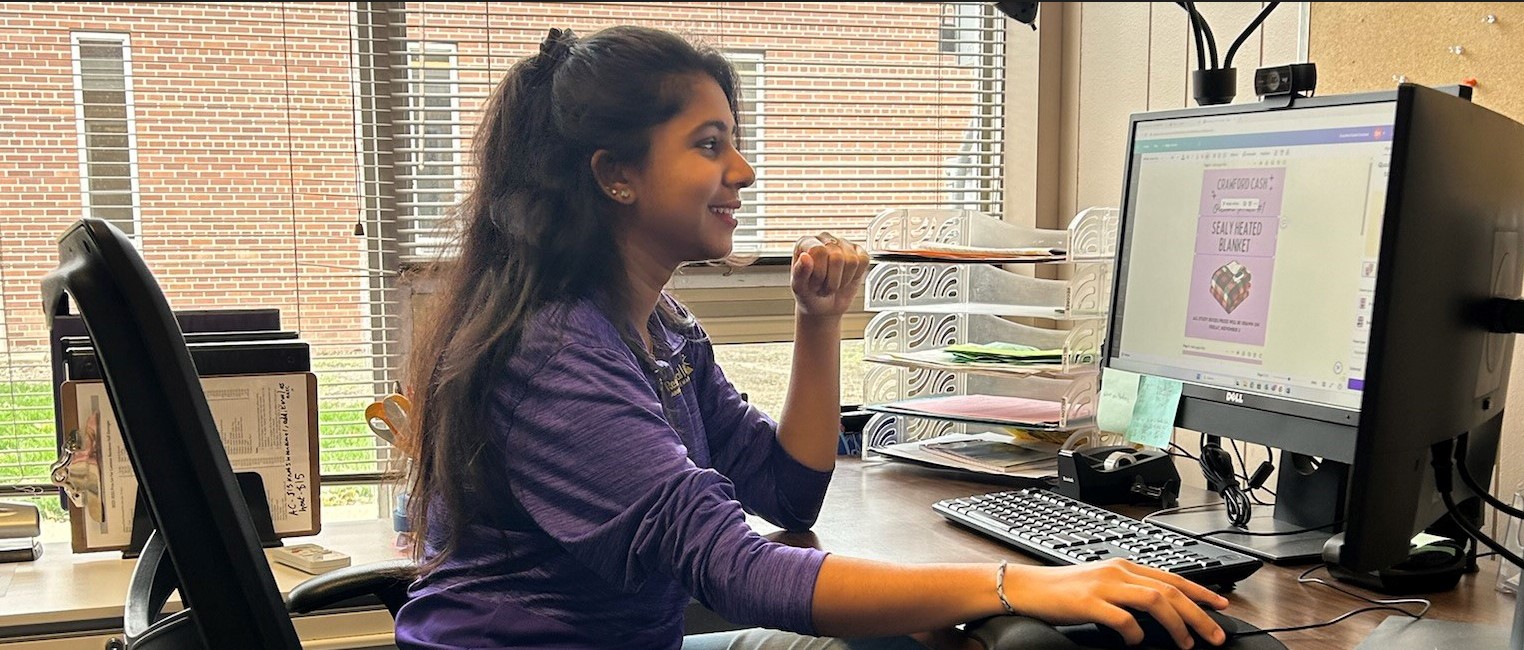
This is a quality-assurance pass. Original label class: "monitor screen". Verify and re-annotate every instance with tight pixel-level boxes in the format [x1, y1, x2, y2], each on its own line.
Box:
[1110, 101, 1398, 413]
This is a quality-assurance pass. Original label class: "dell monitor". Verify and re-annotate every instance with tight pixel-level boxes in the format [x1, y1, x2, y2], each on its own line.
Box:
[1105, 83, 1520, 582]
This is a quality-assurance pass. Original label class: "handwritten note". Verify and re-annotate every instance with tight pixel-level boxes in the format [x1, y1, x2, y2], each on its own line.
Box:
[1127, 375, 1184, 448]
[1097, 367, 1141, 435]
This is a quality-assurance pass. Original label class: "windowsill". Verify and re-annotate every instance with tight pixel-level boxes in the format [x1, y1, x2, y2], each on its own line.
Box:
[0, 518, 404, 646]
[400, 255, 795, 286]
[669, 262, 793, 289]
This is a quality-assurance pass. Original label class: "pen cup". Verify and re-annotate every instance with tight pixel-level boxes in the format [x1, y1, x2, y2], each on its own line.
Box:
[1496, 487, 1524, 595]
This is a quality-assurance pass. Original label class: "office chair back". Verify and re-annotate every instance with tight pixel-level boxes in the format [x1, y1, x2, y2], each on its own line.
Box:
[42, 219, 301, 649]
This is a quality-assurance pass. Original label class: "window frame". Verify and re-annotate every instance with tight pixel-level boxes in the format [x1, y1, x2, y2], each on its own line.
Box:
[396, 40, 463, 262]
[69, 31, 142, 240]
[726, 50, 767, 250]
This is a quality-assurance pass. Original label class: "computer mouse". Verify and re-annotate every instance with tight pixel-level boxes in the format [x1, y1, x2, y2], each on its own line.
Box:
[1061, 608, 1282, 649]
[965, 609, 1286, 650]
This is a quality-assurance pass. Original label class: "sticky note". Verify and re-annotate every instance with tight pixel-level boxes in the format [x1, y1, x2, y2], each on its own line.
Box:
[1097, 367, 1141, 435]
[1127, 375, 1184, 448]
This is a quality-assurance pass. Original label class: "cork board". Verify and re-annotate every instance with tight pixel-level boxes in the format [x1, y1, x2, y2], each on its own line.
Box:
[1310, 3, 1524, 122]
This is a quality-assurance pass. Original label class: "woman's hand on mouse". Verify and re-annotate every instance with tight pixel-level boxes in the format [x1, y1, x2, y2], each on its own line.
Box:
[1005, 559, 1229, 648]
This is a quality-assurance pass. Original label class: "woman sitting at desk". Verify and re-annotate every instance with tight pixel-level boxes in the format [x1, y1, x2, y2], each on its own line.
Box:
[395, 25, 1228, 650]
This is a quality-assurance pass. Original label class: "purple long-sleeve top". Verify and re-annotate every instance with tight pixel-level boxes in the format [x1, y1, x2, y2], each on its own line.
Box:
[394, 294, 834, 649]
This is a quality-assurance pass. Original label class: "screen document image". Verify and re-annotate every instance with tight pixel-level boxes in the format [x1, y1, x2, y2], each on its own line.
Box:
[1114, 102, 1397, 411]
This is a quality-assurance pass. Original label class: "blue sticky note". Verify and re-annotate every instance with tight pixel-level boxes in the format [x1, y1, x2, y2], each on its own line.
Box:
[1127, 375, 1183, 448]
[1097, 367, 1141, 435]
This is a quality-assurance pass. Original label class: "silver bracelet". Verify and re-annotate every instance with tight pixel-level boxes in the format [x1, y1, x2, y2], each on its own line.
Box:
[995, 560, 1017, 615]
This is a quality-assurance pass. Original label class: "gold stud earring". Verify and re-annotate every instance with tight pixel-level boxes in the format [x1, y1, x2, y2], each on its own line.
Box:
[619, 189, 630, 199]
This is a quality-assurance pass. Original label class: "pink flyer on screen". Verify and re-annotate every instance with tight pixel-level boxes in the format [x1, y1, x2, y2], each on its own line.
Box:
[1185, 168, 1285, 347]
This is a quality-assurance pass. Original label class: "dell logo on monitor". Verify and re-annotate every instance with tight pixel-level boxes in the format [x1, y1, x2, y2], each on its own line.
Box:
[1225, 391, 1245, 404]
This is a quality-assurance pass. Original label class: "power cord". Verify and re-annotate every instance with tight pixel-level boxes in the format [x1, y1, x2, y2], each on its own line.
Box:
[1229, 440, 1275, 506]
[1140, 502, 1337, 538]
[1257, 444, 1278, 499]
[1170, 439, 1277, 515]
[1226, 564, 1431, 639]
[1452, 432, 1524, 519]
[1297, 565, 1432, 619]
[1140, 502, 1224, 526]
[1430, 438, 1524, 568]
[1199, 520, 1340, 537]
[1200, 434, 1261, 528]
[1167, 442, 1198, 461]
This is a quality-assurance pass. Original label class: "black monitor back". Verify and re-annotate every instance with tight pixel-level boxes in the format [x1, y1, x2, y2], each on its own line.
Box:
[1340, 84, 1524, 571]
[42, 219, 300, 648]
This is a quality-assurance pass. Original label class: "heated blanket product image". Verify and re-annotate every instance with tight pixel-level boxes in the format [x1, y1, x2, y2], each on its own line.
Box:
[1210, 261, 1252, 314]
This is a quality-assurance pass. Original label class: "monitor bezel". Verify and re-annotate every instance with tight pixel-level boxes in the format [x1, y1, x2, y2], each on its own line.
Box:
[1105, 89, 1403, 431]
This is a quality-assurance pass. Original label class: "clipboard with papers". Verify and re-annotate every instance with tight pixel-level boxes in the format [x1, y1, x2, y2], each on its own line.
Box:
[54, 372, 320, 553]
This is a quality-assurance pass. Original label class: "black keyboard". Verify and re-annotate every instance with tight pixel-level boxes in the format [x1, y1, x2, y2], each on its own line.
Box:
[934, 488, 1263, 588]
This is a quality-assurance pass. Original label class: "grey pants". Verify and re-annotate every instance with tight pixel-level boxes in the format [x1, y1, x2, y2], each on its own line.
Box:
[682, 629, 929, 650]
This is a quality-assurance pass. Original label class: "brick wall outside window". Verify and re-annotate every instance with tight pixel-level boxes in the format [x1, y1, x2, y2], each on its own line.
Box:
[0, 2, 1003, 486]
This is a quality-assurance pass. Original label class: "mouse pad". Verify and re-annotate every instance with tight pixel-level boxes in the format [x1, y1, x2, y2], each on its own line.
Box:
[966, 611, 1287, 650]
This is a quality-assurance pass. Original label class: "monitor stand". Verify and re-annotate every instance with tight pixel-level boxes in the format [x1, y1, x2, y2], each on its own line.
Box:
[1147, 507, 1331, 563]
[1150, 450, 1345, 564]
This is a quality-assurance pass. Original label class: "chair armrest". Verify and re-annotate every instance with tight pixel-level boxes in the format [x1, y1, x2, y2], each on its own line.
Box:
[286, 559, 415, 617]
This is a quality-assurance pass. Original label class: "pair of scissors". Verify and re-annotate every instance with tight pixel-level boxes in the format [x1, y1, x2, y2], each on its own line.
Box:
[365, 393, 412, 446]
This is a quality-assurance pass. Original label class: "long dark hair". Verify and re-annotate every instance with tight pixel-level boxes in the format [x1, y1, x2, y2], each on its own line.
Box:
[402, 26, 741, 572]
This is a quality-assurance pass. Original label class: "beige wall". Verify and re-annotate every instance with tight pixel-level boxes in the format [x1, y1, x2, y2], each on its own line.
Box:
[1309, 1, 1524, 512]
[1053, 2, 1524, 512]
[1051, 1, 1301, 225]
[1045, 2, 1299, 491]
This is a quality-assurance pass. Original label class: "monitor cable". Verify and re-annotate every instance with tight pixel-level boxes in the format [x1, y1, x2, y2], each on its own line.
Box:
[1199, 520, 1340, 538]
[1200, 434, 1273, 528]
[1451, 432, 1524, 520]
[1257, 443, 1278, 499]
[1169, 441, 1276, 506]
[1221, 564, 1431, 639]
[1430, 438, 1524, 569]
[1230, 439, 1276, 505]
[1140, 501, 1224, 526]
[1140, 500, 1338, 538]
[1167, 442, 1198, 462]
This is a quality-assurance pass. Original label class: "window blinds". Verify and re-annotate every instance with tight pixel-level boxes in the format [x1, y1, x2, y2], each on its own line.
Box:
[0, 2, 400, 491]
[389, 1, 1007, 261]
[0, 1, 1005, 493]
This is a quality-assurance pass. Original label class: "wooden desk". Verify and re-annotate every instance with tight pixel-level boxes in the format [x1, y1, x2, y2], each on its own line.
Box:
[1, 458, 1515, 648]
[757, 458, 1516, 649]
